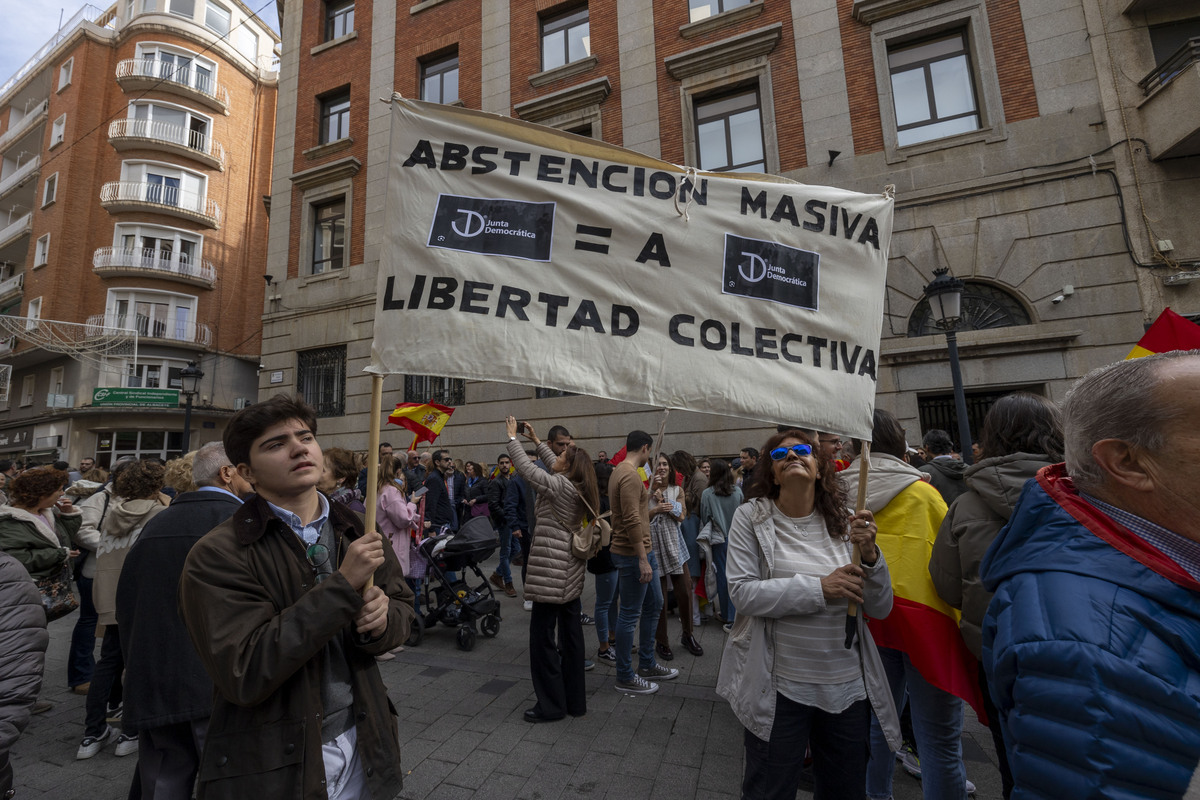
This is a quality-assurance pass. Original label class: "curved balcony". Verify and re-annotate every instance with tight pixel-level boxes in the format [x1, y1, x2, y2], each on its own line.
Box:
[115, 59, 230, 115]
[100, 181, 221, 228]
[93, 246, 216, 288]
[86, 313, 212, 347]
[108, 119, 225, 171]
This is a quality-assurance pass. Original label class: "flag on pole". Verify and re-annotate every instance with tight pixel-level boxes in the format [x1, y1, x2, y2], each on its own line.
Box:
[387, 402, 454, 445]
[1126, 308, 1200, 359]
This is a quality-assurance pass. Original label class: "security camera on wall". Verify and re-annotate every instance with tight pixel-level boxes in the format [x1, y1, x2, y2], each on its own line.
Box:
[1052, 294, 1065, 304]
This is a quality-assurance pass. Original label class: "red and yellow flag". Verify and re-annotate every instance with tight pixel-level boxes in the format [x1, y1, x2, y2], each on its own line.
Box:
[387, 402, 454, 447]
[1126, 308, 1200, 359]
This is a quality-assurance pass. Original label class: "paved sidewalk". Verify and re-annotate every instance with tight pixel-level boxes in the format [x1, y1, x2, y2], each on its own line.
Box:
[11, 555, 1004, 799]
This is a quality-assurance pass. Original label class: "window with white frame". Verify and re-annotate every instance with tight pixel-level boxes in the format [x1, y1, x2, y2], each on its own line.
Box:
[51, 114, 66, 147]
[137, 44, 217, 95]
[20, 375, 34, 406]
[421, 53, 459, 104]
[124, 357, 188, 389]
[25, 297, 41, 329]
[324, 0, 354, 41]
[129, 102, 213, 154]
[888, 30, 979, 147]
[50, 366, 64, 395]
[58, 58, 74, 90]
[541, 6, 590, 72]
[235, 25, 258, 61]
[694, 87, 766, 172]
[311, 198, 346, 274]
[169, 0, 194, 18]
[205, 0, 231, 36]
[42, 174, 58, 206]
[105, 289, 199, 342]
[113, 223, 204, 274]
[319, 89, 350, 144]
[688, 0, 750, 23]
[34, 235, 50, 267]
[120, 160, 207, 209]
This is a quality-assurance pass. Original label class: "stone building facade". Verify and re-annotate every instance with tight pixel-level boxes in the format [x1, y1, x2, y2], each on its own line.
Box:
[263, 0, 1200, 464]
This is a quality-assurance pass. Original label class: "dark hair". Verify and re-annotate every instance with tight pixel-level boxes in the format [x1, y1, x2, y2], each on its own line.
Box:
[465, 461, 484, 478]
[548, 425, 571, 442]
[114, 460, 166, 500]
[870, 409, 908, 459]
[979, 392, 1064, 461]
[626, 430, 652, 452]
[0, 460, 13, 472]
[652, 453, 678, 487]
[594, 461, 613, 498]
[52, 460, 70, 471]
[323, 447, 359, 488]
[709, 458, 735, 496]
[922, 429, 954, 456]
[432, 449, 450, 464]
[224, 394, 318, 468]
[741, 446, 759, 459]
[9, 467, 69, 508]
[670, 450, 697, 478]
[379, 442, 392, 451]
[746, 430, 850, 539]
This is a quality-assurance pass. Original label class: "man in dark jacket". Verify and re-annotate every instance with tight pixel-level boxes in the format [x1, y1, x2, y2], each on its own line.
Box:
[919, 429, 967, 504]
[116, 442, 250, 800]
[487, 454, 517, 597]
[422, 449, 455, 532]
[179, 395, 414, 800]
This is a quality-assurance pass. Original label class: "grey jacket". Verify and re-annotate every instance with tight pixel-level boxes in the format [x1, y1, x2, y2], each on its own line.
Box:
[929, 452, 1055, 659]
[508, 439, 586, 604]
[716, 498, 900, 748]
[0, 549, 48, 755]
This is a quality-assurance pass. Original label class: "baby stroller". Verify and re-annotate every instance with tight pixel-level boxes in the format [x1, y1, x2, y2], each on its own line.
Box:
[410, 515, 502, 651]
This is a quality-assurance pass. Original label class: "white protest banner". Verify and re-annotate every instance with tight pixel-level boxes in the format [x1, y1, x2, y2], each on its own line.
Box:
[370, 96, 893, 439]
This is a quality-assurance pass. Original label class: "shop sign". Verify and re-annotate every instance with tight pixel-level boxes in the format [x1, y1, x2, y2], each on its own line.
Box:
[91, 388, 180, 408]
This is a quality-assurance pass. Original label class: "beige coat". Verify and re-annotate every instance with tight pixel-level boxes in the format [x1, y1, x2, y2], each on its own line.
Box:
[507, 439, 586, 604]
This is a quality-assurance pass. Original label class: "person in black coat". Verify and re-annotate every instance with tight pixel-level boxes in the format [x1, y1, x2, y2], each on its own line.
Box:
[115, 442, 251, 800]
[422, 449, 455, 532]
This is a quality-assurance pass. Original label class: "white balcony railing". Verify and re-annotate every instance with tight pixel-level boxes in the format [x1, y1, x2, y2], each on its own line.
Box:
[0, 335, 14, 355]
[107, 118, 225, 168]
[0, 212, 32, 248]
[92, 246, 216, 284]
[0, 99, 49, 153]
[0, 272, 23, 299]
[0, 4, 114, 97]
[0, 156, 40, 198]
[100, 181, 221, 227]
[86, 313, 212, 346]
[114, 59, 231, 111]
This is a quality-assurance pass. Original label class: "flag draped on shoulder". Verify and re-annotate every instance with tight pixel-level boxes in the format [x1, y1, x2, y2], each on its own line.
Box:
[387, 402, 454, 444]
[1126, 308, 1200, 359]
[370, 97, 894, 438]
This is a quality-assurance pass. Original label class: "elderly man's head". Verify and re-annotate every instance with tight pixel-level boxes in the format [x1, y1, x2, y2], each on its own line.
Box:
[1063, 351, 1200, 536]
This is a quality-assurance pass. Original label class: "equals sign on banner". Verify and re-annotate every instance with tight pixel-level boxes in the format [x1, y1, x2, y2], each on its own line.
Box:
[574, 224, 612, 255]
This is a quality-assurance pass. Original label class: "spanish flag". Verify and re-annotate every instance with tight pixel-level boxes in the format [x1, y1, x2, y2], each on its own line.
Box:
[387, 402, 454, 445]
[1126, 308, 1200, 359]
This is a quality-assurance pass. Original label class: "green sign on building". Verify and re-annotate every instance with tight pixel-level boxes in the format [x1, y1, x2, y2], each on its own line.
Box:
[91, 388, 180, 408]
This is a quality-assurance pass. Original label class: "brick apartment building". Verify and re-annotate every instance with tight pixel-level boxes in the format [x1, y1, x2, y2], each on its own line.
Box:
[0, 0, 278, 466]
[262, 0, 1200, 463]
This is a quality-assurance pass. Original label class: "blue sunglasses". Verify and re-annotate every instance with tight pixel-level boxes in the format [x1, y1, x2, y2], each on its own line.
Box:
[770, 444, 813, 461]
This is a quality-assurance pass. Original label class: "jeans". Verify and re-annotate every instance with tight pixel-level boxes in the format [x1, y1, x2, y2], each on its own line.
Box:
[593, 570, 618, 648]
[711, 541, 735, 623]
[866, 647, 966, 800]
[494, 524, 519, 584]
[742, 694, 869, 800]
[679, 515, 701, 578]
[85, 626, 131, 738]
[68, 572, 97, 688]
[611, 551, 663, 681]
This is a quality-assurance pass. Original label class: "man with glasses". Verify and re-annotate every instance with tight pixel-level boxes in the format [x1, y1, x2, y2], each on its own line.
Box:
[179, 395, 414, 800]
[422, 449, 455, 532]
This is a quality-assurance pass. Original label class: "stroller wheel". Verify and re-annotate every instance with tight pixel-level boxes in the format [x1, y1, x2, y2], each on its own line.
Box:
[480, 614, 500, 638]
[456, 625, 477, 651]
[405, 614, 424, 647]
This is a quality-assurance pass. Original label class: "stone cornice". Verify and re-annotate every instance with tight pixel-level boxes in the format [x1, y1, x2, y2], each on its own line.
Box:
[513, 76, 612, 122]
[679, 1, 764, 40]
[289, 156, 361, 190]
[852, 0, 946, 25]
[663, 22, 782, 80]
[529, 54, 600, 88]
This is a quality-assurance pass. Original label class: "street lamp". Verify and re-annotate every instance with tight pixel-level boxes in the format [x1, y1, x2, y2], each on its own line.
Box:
[923, 268, 974, 466]
[180, 361, 204, 453]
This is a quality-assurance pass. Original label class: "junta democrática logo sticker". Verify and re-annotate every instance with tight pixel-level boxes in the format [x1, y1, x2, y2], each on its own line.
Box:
[721, 233, 819, 311]
[427, 194, 556, 262]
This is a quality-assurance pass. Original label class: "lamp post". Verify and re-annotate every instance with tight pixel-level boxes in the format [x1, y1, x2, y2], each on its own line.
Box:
[179, 361, 204, 453]
[923, 268, 974, 466]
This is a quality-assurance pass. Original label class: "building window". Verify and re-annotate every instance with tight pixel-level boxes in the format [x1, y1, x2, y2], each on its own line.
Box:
[94, 430, 185, 466]
[129, 102, 213, 154]
[26, 297, 42, 329]
[404, 375, 464, 406]
[204, 0, 231, 35]
[114, 223, 204, 273]
[58, 58, 74, 90]
[325, 0, 354, 40]
[319, 90, 350, 144]
[42, 174, 58, 207]
[120, 160, 207, 209]
[35, 235, 50, 267]
[51, 114, 66, 147]
[541, 6, 590, 72]
[20, 375, 34, 407]
[311, 198, 346, 274]
[688, 0, 749, 23]
[907, 281, 1030, 337]
[124, 358, 188, 389]
[888, 31, 979, 147]
[137, 45, 218, 95]
[421, 54, 459, 105]
[694, 88, 766, 172]
[297, 346, 346, 417]
[50, 367, 64, 395]
[169, 0, 194, 17]
[535, 387, 577, 398]
[105, 289, 199, 342]
[235, 25, 259, 61]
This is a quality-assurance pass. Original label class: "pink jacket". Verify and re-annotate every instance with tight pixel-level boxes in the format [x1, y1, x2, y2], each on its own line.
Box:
[377, 484, 418, 576]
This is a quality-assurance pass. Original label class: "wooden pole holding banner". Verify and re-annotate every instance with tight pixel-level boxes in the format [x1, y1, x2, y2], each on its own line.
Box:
[363, 374, 384, 592]
[651, 409, 671, 460]
[844, 442, 871, 648]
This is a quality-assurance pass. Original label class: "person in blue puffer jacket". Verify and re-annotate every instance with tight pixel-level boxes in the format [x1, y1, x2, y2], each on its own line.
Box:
[981, 351, 1200, 800]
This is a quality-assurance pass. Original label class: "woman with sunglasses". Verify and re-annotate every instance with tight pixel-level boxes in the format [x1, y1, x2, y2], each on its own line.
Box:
[717, 429, 896, 800]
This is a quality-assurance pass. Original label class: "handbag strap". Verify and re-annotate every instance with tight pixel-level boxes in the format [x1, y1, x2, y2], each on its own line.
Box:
[546, 481, 608, 532]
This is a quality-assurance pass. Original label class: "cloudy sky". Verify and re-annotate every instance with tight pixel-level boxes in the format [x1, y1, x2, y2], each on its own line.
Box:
[0, 1, 281, 89]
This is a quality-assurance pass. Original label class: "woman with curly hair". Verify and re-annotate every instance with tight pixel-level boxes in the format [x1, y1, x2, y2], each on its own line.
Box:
[163, 452, 198, 495]
[318, 447, 366, 513]
[0, 466, 81, 580]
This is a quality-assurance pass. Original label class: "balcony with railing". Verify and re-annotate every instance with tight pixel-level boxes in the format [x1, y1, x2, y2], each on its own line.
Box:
[0, 212, 32, 251]
[0, 335, 14, 356]
[100, 181, 221, 228]
[114, 59, 230, 114]
[108, 119, 225, 170]
[0, 99, 49, 154]
[0, 273, 23, 305]
[86, 313, 212, 346]
[92, 245, 215, 287]
[1138, 37, 1200, 160]
[0, 4, 116, 98]
[0, 156, 40, 200]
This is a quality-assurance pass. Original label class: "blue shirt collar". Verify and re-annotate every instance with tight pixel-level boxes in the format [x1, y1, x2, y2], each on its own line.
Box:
[265, 493, 330, 547]
[197, 485, 241, 502]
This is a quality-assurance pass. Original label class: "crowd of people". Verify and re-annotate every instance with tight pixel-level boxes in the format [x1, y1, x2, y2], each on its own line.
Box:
[2, 350, 1200, 800]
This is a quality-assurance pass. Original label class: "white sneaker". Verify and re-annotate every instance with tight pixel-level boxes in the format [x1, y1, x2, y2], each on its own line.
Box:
[114, 733, 139, 757]
[523, 600, 533, 611]
[966, 777, 976, 795]
[76, 726, 116, 760]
